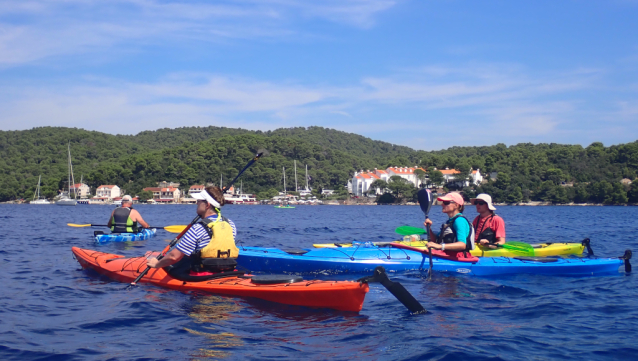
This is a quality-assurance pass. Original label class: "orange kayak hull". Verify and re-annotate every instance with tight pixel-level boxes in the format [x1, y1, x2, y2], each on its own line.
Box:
[72, 247, 368, 312]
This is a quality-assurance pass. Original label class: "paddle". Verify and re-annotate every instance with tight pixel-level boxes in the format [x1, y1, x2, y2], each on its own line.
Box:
[395, 225, 534, 255]
[416, 188, 434, 280]
[357, 266, 426, 315]
[67, 223, 186, 233]
[128, 151, 265, 287]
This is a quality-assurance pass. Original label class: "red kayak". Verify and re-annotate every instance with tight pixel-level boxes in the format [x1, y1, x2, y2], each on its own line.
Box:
[72, 247, 369, 312]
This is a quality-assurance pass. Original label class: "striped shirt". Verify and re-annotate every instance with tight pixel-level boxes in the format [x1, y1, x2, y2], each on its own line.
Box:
[176, 215, 237, 256]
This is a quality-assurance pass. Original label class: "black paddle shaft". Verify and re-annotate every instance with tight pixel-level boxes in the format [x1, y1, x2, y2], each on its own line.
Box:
[222, 152, 264, 192]
[359, 266, 426, 315]
[417, 188, 434, 280]
[129, 215, 200, 286]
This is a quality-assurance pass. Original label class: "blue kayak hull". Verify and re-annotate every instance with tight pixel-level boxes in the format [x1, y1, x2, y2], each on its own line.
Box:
[237, 246, 624, 276]
[95, 228, 157, 243]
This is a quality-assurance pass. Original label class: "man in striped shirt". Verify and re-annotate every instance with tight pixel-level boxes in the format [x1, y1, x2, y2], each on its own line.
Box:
[146, 186, 236, 269]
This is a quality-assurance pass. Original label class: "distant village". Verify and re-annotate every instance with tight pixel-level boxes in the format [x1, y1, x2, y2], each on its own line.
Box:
[58, 166, 483, 205]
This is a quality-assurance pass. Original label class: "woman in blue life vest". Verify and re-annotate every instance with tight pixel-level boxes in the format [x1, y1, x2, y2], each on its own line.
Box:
[146, 186, 237, 271]
[107, 195, 149, 233]
[423, 192, 475, 253]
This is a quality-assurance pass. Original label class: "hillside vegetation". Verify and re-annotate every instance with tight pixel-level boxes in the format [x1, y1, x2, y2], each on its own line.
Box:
[1, 126, 637, 204]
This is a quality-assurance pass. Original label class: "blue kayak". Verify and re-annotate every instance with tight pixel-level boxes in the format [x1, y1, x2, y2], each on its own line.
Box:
[236, 245, 631, 276]
[94, 228, 156, 243]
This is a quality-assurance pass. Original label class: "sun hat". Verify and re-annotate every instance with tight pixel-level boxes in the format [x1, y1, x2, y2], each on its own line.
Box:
[437, 192, 464, 205]
[470, 193, 496, 211]
[122, 195, 133, 202]
[193, 190, 222, 208]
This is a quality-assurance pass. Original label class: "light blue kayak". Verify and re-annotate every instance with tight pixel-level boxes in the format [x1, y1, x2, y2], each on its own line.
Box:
[94, 228, 156, 244]
[236, 245, 631, 277]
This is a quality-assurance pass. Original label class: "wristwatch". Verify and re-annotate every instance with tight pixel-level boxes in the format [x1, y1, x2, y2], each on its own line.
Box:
[441, 244, 445, 251]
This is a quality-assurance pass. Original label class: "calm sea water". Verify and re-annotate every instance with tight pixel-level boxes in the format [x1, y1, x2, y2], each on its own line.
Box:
[1, 204, 636, 360]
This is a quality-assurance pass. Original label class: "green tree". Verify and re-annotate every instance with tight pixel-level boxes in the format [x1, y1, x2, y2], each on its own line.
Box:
[387, 176, 416, 201]
[429, 170, 444, 188]
[138, 190, 153, 201]
[414, 169, 427, 188]
[369, 179, 388, 194]
[628, 181, 638, 203]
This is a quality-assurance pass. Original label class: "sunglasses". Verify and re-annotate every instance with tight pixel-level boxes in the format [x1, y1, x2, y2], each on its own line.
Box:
[475, 201, 487, 206]
[442, 201, 454, 206]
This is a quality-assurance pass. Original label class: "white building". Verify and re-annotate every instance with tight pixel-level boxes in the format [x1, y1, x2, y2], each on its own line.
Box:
[142, 187, 181, 203]
[70, 183, 91, 198]
[188, 185, 205, 197]
[351, 170, 381, 197]
[96, 185, 121, 199]
[349, 166, 483, 196]
[435, 168, 483, 187]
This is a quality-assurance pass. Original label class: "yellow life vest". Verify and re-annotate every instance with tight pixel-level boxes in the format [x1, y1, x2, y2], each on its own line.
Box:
[198, 216, 239, 259]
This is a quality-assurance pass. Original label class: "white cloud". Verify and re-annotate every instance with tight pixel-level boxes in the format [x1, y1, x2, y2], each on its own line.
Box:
[1, 62, 623, 150]
[0, 0, 396, 66]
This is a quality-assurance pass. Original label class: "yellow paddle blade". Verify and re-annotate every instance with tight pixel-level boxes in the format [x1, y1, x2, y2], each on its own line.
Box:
[163, 225, 187, 233]
[67, 223, 92, 227]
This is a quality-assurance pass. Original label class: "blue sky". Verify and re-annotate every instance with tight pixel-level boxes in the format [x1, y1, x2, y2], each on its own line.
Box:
[1, 0, 637, 150]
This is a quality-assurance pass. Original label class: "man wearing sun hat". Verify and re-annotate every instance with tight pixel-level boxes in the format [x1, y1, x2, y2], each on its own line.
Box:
[470, 193, 506, 247]
[107, 195, 149, 233]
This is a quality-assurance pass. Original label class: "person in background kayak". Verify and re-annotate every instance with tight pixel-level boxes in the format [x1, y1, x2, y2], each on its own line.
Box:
[424, 192, 475, 253]
[470, 193, 506, 248]
[146, 186, 238, 273]
[107, 195, 149, 233]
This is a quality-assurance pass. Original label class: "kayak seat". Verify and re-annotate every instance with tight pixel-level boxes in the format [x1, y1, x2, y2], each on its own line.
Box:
[514, 257, 559, 263]
[530, 244, 544, 249]
[250, 275, 304, 284]
[201, 258, 237, 270]
[166, 258, 244, 282]
[94, 231, 104, 237]
[283, 248, 310, 255]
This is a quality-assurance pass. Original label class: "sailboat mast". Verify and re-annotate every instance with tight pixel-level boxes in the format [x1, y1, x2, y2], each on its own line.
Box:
[68, 143, 76, 199]
[305, 165, 309, 190]
[283, 167, 286, 194]
[34, 175, 41, 201]
[294, 160, 298, 192]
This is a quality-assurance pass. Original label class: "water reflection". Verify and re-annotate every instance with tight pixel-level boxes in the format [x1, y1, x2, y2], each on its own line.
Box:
[188, 295, 242, 324]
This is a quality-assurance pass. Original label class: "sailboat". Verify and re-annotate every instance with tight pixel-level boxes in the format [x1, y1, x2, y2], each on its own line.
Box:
[56, 143, 77, 206]
[30, 175, 51, 204]
[275, 166, 294, 208]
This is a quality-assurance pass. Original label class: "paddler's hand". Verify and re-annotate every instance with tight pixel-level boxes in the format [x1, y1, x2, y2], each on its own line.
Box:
[426, 241, 442, 250]
[146, 257, 160, 268]
[423, 219, 433, 228]
[479, 239, 498, 249]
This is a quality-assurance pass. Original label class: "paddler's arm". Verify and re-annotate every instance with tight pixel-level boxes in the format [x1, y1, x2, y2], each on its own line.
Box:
[426, 241, 467, 251]
[107, 210, 114, 228]
[130, 209, 150, 229]
[147, 248, 184, 269]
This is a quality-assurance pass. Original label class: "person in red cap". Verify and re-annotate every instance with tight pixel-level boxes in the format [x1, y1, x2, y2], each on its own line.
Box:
[470, 193, 506, 248]
[424, 192, 475, 254]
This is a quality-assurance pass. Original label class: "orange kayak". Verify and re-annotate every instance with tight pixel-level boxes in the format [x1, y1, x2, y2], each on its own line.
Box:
[72, 247, 369, 312]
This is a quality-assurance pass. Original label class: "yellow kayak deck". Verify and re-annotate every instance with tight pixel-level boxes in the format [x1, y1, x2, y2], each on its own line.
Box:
[312, 240, 587, 257]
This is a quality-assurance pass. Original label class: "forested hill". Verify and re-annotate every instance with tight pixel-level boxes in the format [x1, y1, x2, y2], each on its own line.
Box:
[1, 126, 638, 204]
